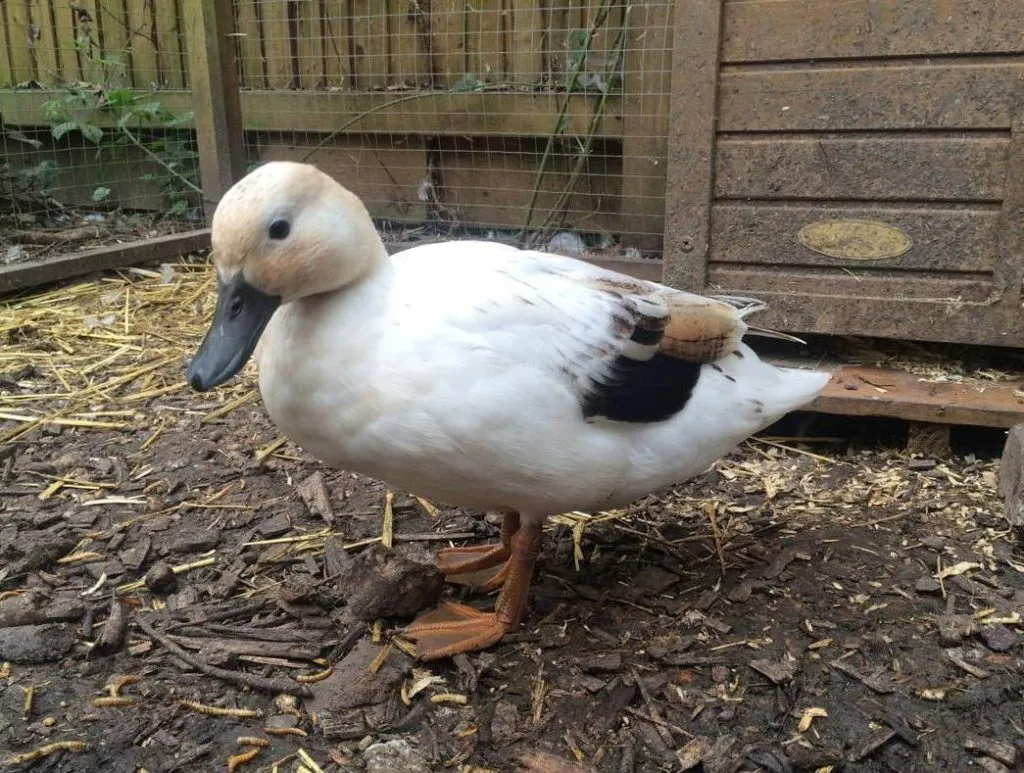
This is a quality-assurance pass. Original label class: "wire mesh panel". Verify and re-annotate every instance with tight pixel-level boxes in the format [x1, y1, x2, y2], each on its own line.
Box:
[1, 0, 200, 268]
[234, 0, 674, 256]
[1, 1, 674, 274]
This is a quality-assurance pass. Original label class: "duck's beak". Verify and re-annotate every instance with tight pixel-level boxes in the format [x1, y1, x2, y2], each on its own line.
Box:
[187, 272, 281, 392]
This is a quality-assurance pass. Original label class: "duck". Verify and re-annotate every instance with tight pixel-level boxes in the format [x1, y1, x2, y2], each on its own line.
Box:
[186, 161, 832, 660]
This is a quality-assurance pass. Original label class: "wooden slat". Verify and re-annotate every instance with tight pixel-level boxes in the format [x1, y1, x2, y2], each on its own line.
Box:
[0, 89, 623, 138]
[584, 0, 624, 88]
[465, 0, 505, 83]
[0, 229, 212, 295]
[26, 0, 60, 84]
[990, 85, 1024, 342]
[4, 129, 167, 207]
[126, 0, 160, 88]
[719, 63, 1023, 133]
[259, 134, 428, 221]
[708, 265, 994, 304]
[431, 0, 465, 88]
[710, 203, 1000, 273]
[388, 0, 423, 87]
[6, 0, 34, 84]
[95, 0, 129, 84]
[661, 0, 722, 290]
[810, 365, 1024, 429]
[261, 0, 293, 88]
[543, 0, 575, 85]
[233, 0, 265, 88]
[722, 0, 1024, 64]
[350, 0, 389, 89]
[581, 255, 662, 282]
[238, 91, 621, 137]
[439, 136, 619, 234]
[619, 0, 672, 251]
[322, 0, 348, 89]
[0, 2, 13, 87]
[707, 265, 1023, 346]
[53, 0, 82, 81]
[715, 135, 1010, 202]
[184, 0, 246, 219]
[0, 231, 663, 296]
[153, 0, 186, 88]
[296, 0, 326, 89]
[508, 0, 543, 84]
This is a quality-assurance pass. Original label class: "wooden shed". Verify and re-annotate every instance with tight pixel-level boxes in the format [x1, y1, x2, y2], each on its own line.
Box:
[663, 0, 1024, 348]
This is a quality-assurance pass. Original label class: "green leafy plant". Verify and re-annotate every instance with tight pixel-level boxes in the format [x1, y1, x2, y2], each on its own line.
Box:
[39, 39, 200, 217]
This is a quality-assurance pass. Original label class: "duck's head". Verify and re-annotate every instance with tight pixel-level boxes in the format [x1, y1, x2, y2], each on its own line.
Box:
[187, 161, 382, 391]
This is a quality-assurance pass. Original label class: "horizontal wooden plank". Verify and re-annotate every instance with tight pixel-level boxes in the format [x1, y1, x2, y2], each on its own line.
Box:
[807, 365, 1024, 429]
[708, 265, 1022, 346]
[0, 88, 623, 138]
[0, 230, 212, 295]
[438, 136, 621, 234]
[5, 129, 177, 210]
[257, 134, 429, 222]
[719, 63, 1023, 132]
[709, 264, 995, 303]
[710, 203, 1000, 273]
[722, 0, 1024, 63]
[0, 229, 663, 295]
[715, 135, 1009, 202]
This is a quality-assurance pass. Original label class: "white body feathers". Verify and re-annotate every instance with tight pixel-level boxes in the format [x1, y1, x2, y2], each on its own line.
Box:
[255, 240, 830, 518]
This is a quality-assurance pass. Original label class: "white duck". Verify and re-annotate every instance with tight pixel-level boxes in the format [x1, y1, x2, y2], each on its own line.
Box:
[187, 161, 831, 660]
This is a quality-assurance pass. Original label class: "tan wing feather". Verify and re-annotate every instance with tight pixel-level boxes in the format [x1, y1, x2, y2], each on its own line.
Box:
[659, 295, 744, 363]
[566, 272, 745, 364]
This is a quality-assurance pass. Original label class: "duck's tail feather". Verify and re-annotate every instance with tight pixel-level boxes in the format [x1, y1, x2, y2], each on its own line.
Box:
[745, 325, 807, 346]
[708, 294, 808, 345]
[710, 342, 833, 422]
[710, 294, 768, 318]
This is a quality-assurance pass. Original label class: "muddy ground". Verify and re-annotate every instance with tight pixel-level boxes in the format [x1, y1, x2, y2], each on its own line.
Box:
[1, 266, 1023, 772]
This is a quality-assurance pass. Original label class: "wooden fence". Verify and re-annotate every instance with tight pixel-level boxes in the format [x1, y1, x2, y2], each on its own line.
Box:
[1, 1, 672, 248]
[1, 1, 634, 91]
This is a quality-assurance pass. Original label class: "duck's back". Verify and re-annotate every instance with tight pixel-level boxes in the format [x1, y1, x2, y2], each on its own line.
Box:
[258, 241, 830, 514]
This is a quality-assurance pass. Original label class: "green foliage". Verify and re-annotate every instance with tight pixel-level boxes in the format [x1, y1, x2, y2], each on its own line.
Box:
[36, 35, 200, 217]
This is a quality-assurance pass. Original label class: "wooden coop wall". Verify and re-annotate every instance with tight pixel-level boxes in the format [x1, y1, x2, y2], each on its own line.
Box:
[664, 0, 1024, 347]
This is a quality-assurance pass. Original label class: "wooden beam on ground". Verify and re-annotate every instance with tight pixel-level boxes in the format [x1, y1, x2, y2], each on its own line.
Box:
[808, 365, 1024, 429]
[184, 0, 246, 221]
[0, 230, 212, 294]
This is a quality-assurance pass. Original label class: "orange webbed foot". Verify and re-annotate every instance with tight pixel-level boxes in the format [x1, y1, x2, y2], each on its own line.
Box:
[404, 602, 510, 660]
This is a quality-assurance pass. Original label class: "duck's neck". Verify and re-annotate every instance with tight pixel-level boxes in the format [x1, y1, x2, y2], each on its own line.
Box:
[339, 242, 393, 301]
[292, 241, 394, 322]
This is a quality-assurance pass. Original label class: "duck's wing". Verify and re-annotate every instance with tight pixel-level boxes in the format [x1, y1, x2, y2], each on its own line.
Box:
[509, 258, 751, 424]
[400, 245, 770, 424]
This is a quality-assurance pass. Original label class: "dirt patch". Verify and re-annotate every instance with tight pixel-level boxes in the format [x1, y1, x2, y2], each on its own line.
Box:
[1, 266, 1023, 772]
[0, 209, 198, 266]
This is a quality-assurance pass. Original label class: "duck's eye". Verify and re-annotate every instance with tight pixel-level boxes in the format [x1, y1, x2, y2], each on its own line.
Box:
[228, 297, 244, 319]
[268, 219, 290, 240]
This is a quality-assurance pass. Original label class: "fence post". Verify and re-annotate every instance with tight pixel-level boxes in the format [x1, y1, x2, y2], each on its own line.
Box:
[185, 0, 246, 222]
[620, 2, 674, 254]
[660, 0, 724, 291]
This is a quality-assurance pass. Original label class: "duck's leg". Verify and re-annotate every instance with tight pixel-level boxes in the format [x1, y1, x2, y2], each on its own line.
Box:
[405, 518, 541, 660]
[435, 511, 519, 590]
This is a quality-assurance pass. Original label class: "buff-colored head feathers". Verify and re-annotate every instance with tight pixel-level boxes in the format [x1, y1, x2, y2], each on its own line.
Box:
[210, 161, 385, 302]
